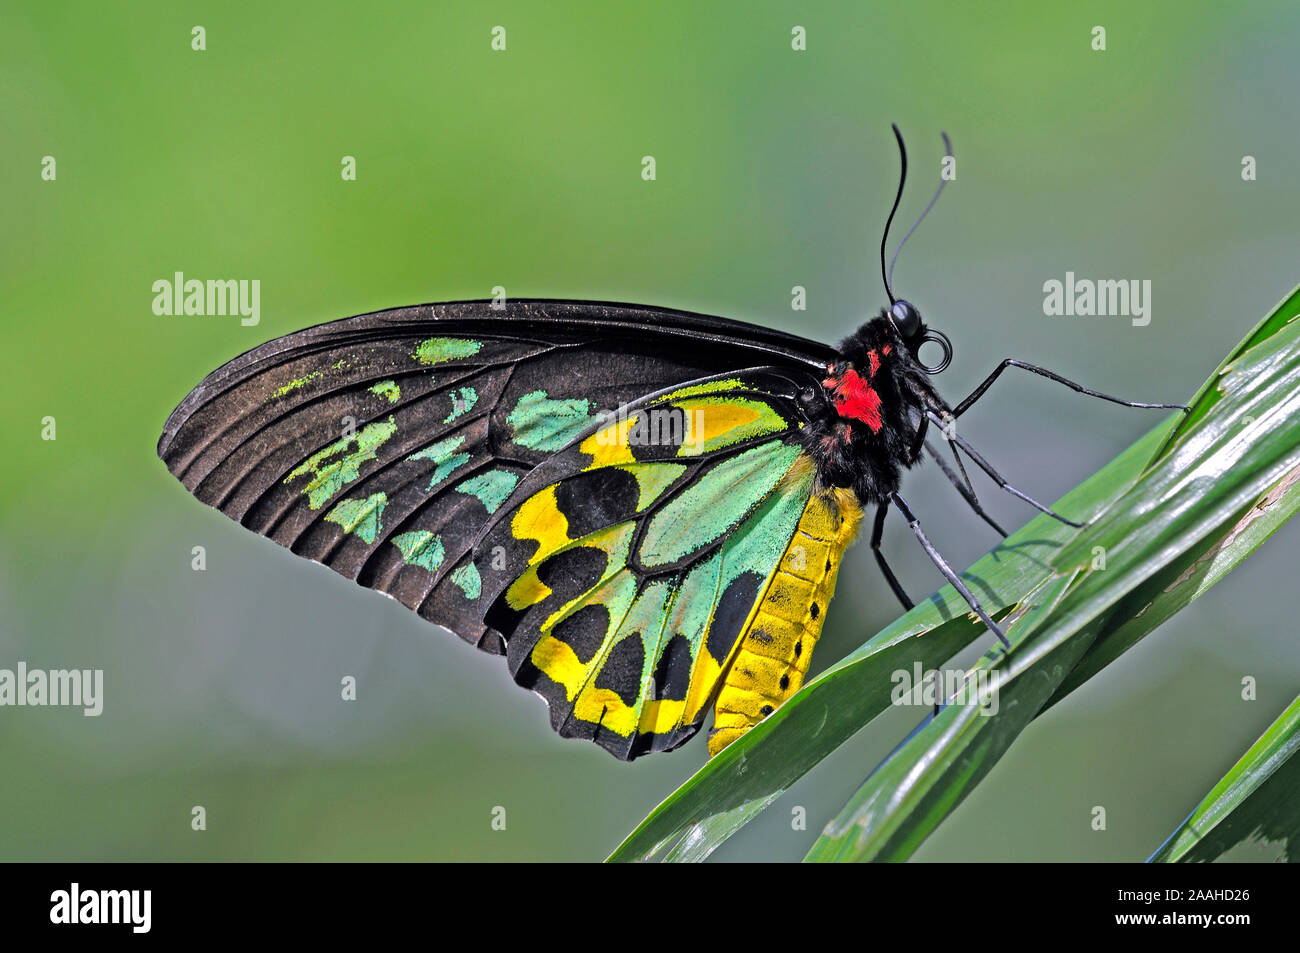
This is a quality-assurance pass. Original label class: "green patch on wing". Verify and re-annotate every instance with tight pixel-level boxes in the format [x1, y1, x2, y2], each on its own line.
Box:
[454, 469, 520, 514]
[639, 441, 802, 566]
[444, 387, 478, 424]
[406, 435, 471, 489]
[715, 463, 814, 585]
[619, 462, 688, 510]
[670, 455, 813, 653]
[270, 370, 322, 400]
[325, 493, 388, 544]
[507, 389, 598, 452]
[369, 380, 400, 404]
[653, 456, 814, 689]
[284, 416, 397, 509]
[451, 562, 482, 599]
[663, 378, 746, 401]
[414, 337, 482, 365]
[392, 530, 446, 571]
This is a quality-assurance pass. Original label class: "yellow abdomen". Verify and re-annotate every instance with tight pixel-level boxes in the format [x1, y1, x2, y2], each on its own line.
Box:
[707, 487, 863, 757]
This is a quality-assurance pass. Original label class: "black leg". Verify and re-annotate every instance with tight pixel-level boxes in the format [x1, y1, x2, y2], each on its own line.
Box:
[923, 438, 1008, 537]
[891, 493, 1010, 648]
[872, 507, 941, 714]
[926, 412, 1083, 528]
[871, 503, 914, 612]
[928, 411, 979, 497]
[907, 414, 930, 461]
[951, 358, 1189, 419]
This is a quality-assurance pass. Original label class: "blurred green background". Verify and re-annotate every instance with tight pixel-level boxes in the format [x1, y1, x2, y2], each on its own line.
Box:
[3, 1, 1299, 861]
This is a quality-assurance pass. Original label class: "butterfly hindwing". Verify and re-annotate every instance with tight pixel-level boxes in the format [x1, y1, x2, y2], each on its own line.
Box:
[474, 369, 819, 759]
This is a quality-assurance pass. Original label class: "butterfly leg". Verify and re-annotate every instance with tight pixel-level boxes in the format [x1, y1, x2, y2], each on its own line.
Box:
[871, 503, 915, 612]
[923, 439, 1008, 536]
[890, 493, 1010, 648]
[877, 489, 947, 717]
[912, 416, 1007, 534]
[949, 359, 1189, 419]
[924, 412, 1083, 528]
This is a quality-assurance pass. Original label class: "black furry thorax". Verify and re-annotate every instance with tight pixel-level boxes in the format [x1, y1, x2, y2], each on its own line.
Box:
[800, 312, 948, 505]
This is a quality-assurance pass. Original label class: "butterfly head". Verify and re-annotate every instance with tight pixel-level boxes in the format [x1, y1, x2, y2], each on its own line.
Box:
[814, 307, 948, 503]
[885, 299, 952, 374]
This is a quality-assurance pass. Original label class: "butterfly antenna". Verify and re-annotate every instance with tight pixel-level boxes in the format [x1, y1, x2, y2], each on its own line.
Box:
[880, 123, 908, 305]
[888, 132, 953, 293]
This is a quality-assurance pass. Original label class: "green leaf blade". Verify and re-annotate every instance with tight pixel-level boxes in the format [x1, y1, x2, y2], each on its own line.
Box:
[608, 428, 1170, 862]
[1149, 692, 1300, 863]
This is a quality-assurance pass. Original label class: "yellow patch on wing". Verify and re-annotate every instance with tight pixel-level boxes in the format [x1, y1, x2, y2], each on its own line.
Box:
[678, 400, 762, 456]
[683, 644, 732, 726]
[638, 698, 687, 735]
[510, 485, 571, 556]
[573, 684, 637, 736]
[504, 566, 553, 611]
[579, 416, 637, 468]
[529, 634, 586, 699]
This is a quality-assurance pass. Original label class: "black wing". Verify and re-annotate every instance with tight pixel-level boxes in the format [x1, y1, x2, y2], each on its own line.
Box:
[157, 299, 834, 655]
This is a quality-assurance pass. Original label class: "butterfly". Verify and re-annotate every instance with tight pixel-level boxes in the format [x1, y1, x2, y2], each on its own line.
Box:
[157, 127, 1183, 760]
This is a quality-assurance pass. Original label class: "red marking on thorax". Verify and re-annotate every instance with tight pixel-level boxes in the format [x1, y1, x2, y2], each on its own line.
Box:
[823, 366, 883, 433]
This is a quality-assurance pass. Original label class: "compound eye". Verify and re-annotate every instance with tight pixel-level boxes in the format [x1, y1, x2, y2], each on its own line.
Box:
[890, 300, 922, 338]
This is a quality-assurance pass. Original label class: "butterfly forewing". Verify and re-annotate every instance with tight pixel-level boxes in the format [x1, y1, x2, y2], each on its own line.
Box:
[158, 301, 831, 673]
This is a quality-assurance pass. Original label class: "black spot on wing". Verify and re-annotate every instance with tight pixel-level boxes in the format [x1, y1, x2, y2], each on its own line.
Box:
[483, 599, 527, 645]
[629, 723, 701, 759]
[652, 634, 693, 701]
[497, 550, 623, 693]
[536, 546, 609, 604]
[553, 468, 640, 538]
[628, 405, 691, 462]
[550, 604, 610, 665]
[485, 547, 609, 647]
[706, 570, 765, 664]
[593, 635, 646, 708]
